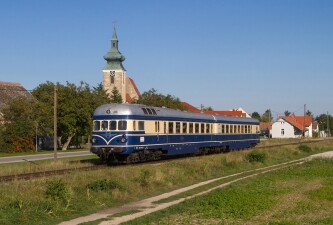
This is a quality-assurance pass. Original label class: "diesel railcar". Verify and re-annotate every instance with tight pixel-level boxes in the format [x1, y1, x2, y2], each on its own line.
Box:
[91, 104, 260, 163]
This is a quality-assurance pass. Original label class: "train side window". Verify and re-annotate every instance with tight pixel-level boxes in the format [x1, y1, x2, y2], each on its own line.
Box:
[201, 123, 205, 133]
[146, 108, 153, 115]
[222, 124, 225, 134]
[133, 121, 136, 131]
[102, 121, 108, 130]
[245, 125, 247, 133]
[110, 121, 117, 130]
[230, 125, 233, 134]
[238, 125, 241, 134]
[138, 121, 145, 130]
[155, 121, 160, 133]
[168, 122, 174, 134]
[248, 125, 251, 133]
[118, 121, 127, 130]
[206, 124, 210, 133]
[142, 108, 148, 115]
[189, 123, 193, 133]
[93, 121, 101, 131]
[176, 122, 181, 133]
[182, 122, 187, 133]
[164, 122, 167, 134]
[195, 123, 199, 133]
[226, 125, 229, 134]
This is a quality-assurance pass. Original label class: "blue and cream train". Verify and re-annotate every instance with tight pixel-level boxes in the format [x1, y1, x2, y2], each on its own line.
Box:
[90, 104, 260, 163]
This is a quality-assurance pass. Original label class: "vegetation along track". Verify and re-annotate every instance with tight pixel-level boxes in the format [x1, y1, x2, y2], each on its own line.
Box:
[0, 165, 107, 182]
[0, 138, 328, 183]
[62, 156, 315, 225]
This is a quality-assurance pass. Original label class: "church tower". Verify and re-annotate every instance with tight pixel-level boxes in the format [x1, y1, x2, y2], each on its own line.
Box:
[103, 24, 127, 102]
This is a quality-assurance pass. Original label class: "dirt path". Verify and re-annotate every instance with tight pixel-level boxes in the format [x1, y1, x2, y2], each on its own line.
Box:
[59, 151, 333, 225]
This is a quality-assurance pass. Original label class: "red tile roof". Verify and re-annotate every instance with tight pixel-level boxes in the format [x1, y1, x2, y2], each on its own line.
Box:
[280, 115, 312, 131]
[260, 122, 272, 130]
[181, 102, 201, 113]
[128, 77, 141, 96]
[181, 102, 245, 117]
[204, 110, 243, 117]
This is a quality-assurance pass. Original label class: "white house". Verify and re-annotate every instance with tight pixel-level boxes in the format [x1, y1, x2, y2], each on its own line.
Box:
[271, 115, 313, 138]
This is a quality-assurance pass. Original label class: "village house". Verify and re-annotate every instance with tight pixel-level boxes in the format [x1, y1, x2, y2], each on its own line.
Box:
[0, 82, 33, 122]
[271, 115, 314, 138]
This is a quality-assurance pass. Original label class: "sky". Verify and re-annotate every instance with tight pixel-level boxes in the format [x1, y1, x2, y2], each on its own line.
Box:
[0, 0, 332, 118]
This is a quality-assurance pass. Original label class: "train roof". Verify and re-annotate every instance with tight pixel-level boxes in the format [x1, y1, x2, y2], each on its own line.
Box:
[93, 104, 259, 124]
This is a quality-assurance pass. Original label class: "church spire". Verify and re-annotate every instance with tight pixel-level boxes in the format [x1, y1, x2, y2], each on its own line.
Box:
[103, 22, 126, 71]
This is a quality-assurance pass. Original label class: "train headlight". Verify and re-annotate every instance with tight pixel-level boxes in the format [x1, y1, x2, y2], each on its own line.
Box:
[92, 138, 96, 143]
[120, 134, 127, 143]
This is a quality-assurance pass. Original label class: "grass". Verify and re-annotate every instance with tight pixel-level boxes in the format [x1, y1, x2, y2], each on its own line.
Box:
[0, 139, 332, 225]
[0, 155, 100, 176]
[124, 158, 333, 225]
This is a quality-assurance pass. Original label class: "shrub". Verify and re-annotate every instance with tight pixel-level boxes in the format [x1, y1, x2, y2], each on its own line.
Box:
[246, 151, 267, 163]
[135, 169, 153, 187]
[298, 144, 312, 153]
[45, 179, 72, 208]
[87, 179, 122, 191]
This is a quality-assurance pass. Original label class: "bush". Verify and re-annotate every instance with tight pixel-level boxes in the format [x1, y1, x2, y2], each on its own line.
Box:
[135, 169, 153, 187]
[87, 179, 122, 191]
[45, 179, 72, 208]
[298, 144, 312, 153]
[246, 151, 267, 163]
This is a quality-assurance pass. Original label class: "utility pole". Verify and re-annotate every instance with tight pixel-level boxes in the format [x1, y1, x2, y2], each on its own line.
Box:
[35, 122, 38, 152]
[327, 111, 330, 137]
[268, 109, 271, 139]
[54, 85, 58, 159]
[303, 104, 306, 138]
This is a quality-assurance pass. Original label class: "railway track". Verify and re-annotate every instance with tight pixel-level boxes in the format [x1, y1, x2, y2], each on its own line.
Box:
[0, 165, 107, 182]
[0, 138, 330, 183]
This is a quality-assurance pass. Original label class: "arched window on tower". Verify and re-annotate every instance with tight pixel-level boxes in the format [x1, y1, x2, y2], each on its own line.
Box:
[110, 71, 115, 84]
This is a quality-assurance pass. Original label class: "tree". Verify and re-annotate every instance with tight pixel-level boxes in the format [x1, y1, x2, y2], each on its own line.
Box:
[110, 87, 123, 103]
[284, 110, 291, 116]
[251, 112, 261, 121]
[315, 113, 333, 135]
[0, 97, 37, 152]
[32, 81, 111, 150]
[135, 88, 183, 110]
[202, 106, 214, 111]
[261, 109, 273, 123]
[306, 109, 313, 117]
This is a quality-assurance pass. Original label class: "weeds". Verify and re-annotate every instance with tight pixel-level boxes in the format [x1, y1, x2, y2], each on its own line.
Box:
[87, 179, 122, 192]
[45, 179, 72, 209]
[298, 144, 312, 153]
[246, 150, 267, 163]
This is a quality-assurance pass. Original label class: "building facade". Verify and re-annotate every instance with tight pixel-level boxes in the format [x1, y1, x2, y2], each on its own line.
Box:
[102, 26, 140, 103]
[271, 115, 313, 138]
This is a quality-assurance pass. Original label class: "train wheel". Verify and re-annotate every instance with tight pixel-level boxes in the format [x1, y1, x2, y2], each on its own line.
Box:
[126, 153, 140, 164]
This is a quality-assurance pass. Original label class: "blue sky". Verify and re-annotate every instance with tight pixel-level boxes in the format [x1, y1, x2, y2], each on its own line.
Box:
[0, 0, 332, 117]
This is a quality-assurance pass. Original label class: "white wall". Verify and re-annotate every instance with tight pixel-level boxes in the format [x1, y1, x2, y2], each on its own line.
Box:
[272, 119, 298, 138]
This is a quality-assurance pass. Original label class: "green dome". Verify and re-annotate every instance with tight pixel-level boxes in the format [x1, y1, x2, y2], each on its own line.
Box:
[103, 27, 126, 71]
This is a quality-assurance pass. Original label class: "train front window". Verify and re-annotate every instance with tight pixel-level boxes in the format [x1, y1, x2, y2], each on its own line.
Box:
[101, 121, 108, 130]
[118, 121, 127, 130]
[93, 121, 100, 131]
[110, 121, 117, 130]
[139, 121, 145, 130]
